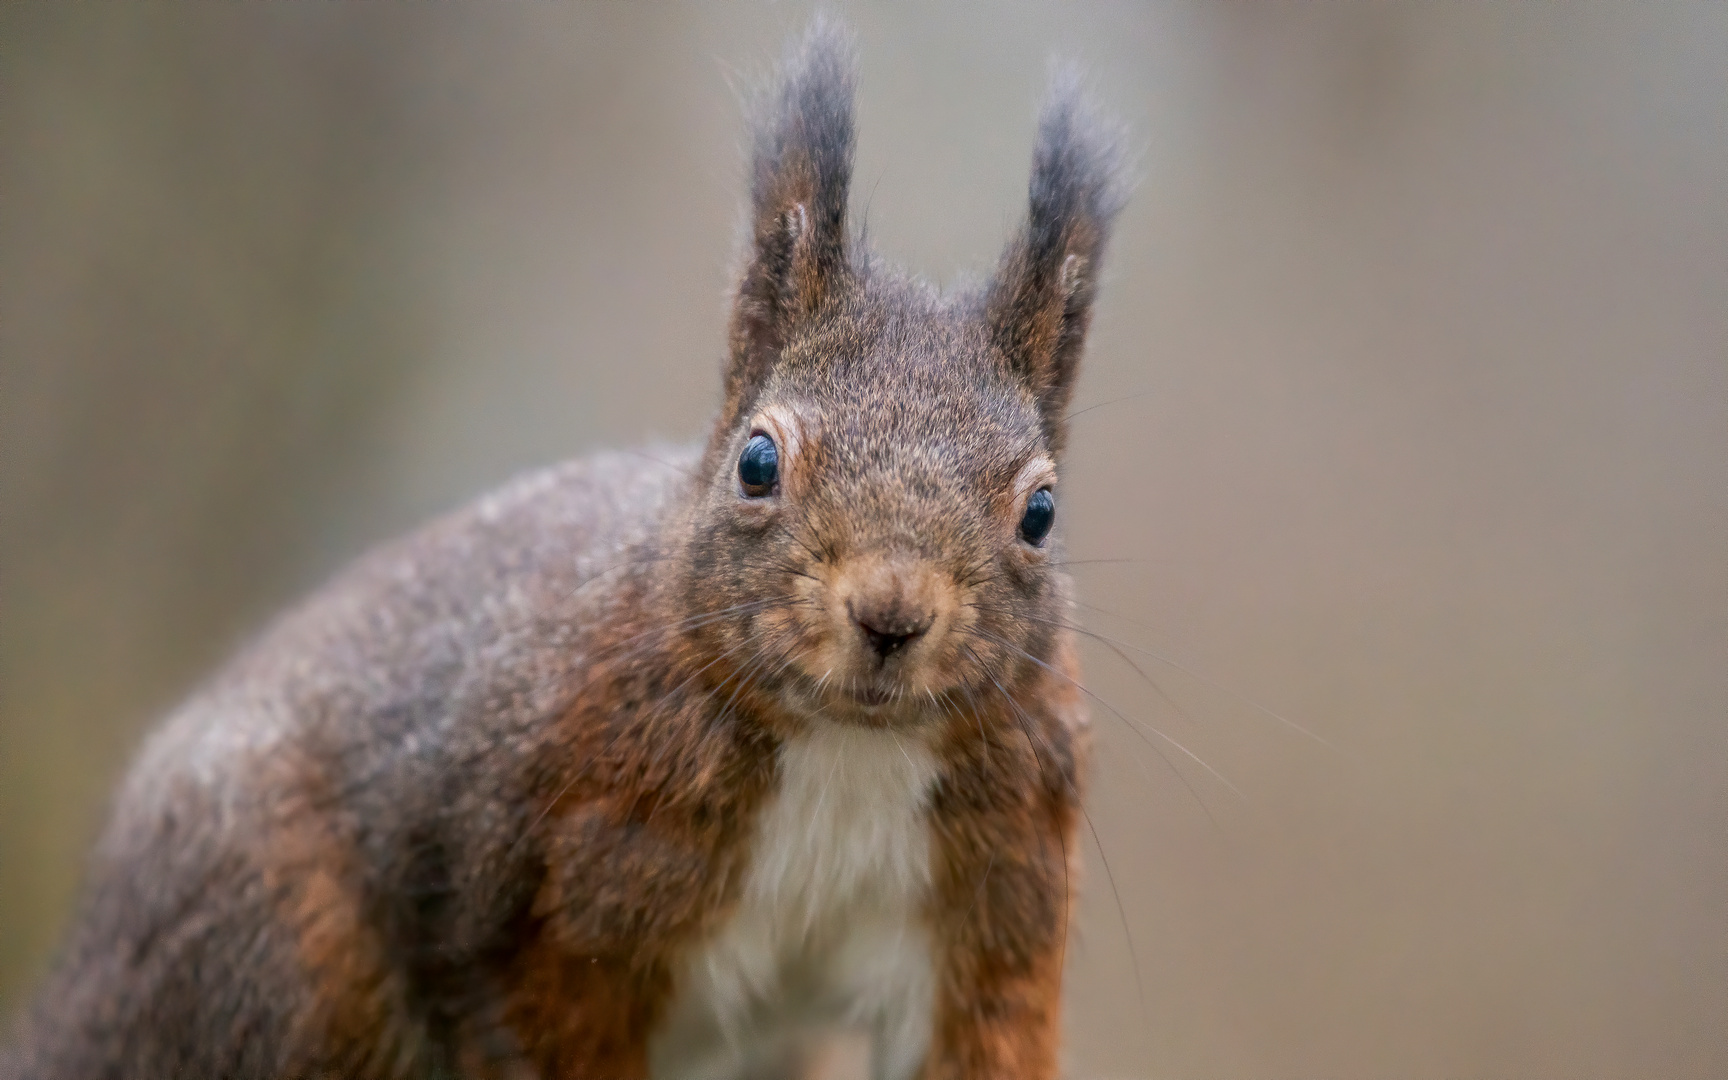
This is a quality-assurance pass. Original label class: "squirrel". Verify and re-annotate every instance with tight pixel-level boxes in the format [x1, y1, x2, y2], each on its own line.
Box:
[3, 19, 1126, 1080]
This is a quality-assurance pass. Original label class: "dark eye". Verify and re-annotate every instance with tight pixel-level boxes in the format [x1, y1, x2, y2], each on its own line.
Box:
[1019, 487, 1055, 546]
[738, 433, 779, 497]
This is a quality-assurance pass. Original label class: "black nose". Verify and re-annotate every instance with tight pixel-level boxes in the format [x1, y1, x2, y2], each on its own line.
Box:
[854, 612, 930, 661]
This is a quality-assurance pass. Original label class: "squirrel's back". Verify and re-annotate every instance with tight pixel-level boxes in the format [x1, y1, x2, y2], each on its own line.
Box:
[8, 450, 695, 1079]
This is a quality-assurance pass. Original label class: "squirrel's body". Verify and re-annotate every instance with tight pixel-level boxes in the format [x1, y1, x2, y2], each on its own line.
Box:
[17, 453, 697, 1075]
[5, 22, 1124, 1079]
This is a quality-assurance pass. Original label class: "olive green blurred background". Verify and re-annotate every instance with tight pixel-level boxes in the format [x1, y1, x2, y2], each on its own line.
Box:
[3, 3, 1724, 1076]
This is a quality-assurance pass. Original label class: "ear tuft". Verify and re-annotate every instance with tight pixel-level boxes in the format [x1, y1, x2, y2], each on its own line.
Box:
[988, 65, 1131, 454]
[748, 17, 855, 265]
[725, 18, 858, 422]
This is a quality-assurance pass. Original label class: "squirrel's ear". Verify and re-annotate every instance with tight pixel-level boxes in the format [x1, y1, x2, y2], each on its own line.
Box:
[725, 19, 856, 420]
[987, 68, 1129, 454]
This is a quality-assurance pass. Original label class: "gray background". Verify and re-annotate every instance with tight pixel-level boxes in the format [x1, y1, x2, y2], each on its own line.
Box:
[3, 3, 1724, 1075]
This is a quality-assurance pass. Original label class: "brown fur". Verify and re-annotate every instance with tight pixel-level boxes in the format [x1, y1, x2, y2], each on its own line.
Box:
[265, 760, 408, 1071]
[2, 19, 1124, 1080]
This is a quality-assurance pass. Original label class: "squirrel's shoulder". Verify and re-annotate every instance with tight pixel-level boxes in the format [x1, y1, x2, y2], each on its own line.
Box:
[249, 442, 698, 678]
[111, 445, 700, 831]
[414, 445, 699, 578]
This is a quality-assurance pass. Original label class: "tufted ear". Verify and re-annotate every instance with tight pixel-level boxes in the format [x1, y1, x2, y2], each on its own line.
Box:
[987, 68, 1129, 456]
[724, 19, 857, 423]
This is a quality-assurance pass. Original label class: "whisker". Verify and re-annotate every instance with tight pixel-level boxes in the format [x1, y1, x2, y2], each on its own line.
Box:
[786, 525, 828, 569]
[1064, 387, 1158, 422]
[962, 607, 1227, 830]
[959, 644, 1073, 1002]
[956, 552, 999, 591]
[968, 644, 1149, 1028]
[810, 719, 845, 823]
[742, 553, 824, 585]
[965, 625, 1242, 800]
[590, 596, 793, 666]
[519, 591, 809, 850]
[888, 729, 918, 774]
[637, 639, 786, 826]
[518, 632, 764, 851]
[966, 602, 1206, 747]
[958, 846, 998, 930]
[1077, 798, 1147, 1024]
[620, 447, 699, 478]
[1071, 600, 1346, 755]
[567, 549, 676, 598]
[1043, 558, 1148, 570]
[969, 603, 1201, 822]
[713, 644, 780, 723]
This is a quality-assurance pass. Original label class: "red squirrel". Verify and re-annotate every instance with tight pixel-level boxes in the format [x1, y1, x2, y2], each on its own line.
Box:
[3, 19, 1126, 1080]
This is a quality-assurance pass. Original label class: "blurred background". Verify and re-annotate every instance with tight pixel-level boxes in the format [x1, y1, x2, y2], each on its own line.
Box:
[2, 3, 1724, 1076]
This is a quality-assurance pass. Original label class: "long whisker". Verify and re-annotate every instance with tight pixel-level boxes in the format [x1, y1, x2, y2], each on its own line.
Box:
[968, 605, 1199, 829]
[1077, 794, 1147, 1024]
[518, 593, 808, 850]
[1071, 599, 1346, 755]
[620, 447, 700, 478]
[635, 637, 790, 827]
[1043, 558, 1148, 570]
[712, 642, 781, 726]
[968, 645, 1148, 1022]
[589, 596, 792, 666]
[966, 602, 1206, 749]
[958, 846, 998, 931]
[517, 630, 766, 851]
[810, 718, 845, 824]
[959, 644, 1072, 1001]
[1027, 708, 1147, 1025]
[961, 616, 1226, 833]
[567, 549, 676, 598]
[1064, 387, 1158, 422]
[964, 626, 1242, 800]
[955, 552, 1000, 591]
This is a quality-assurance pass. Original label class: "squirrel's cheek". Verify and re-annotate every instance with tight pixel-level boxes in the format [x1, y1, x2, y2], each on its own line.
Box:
[1001, 548, 1051, 590]
[722, 500, 780, 535]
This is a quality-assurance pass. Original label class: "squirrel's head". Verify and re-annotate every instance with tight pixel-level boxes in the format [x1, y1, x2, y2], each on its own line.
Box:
[678, 20, 1127, 732]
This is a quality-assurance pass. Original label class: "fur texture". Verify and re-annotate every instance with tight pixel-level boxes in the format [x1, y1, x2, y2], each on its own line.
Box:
[651, 724, 938, 1078]
[2, 19, 1125, 1080]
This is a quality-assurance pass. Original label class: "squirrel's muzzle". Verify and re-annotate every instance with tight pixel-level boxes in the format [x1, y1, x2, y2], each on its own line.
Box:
[833, 555, 952, 672]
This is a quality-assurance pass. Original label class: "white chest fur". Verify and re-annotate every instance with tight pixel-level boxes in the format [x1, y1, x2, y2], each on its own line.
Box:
[650, 722, 940, 1080]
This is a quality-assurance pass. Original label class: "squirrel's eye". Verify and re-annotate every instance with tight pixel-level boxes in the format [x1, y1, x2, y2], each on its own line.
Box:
[738, 433, 779, 497]
[1019, 488, 1055, 546]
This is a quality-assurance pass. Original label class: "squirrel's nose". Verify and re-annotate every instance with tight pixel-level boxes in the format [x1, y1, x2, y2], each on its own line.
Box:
[836, 556, 946, 666]
[851, 606, 932, 661]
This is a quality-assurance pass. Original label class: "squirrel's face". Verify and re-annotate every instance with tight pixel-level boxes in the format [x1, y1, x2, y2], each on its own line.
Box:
[682, 291, 1070, 731]
[677, 29, 1122, 732]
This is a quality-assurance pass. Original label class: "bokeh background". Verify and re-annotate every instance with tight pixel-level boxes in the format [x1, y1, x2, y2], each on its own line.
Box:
[3, 3, 1724, 1076]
